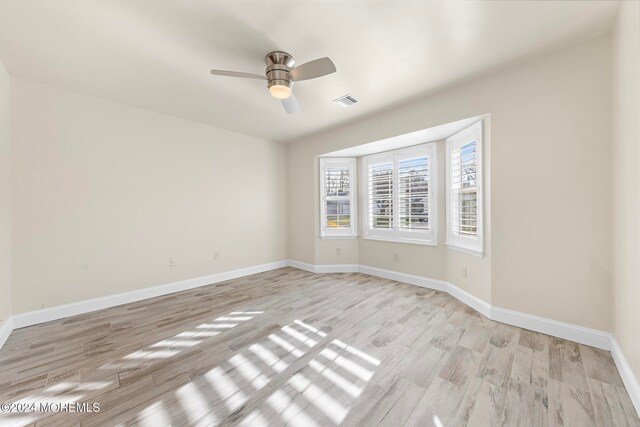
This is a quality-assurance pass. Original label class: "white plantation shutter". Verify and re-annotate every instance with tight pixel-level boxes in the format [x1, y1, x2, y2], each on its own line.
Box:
[364, 144, 437, 244]
[398, 156, 429, 231]
[320, 158, 357, 237]
[325, 168, 351, 228]
[446, 121, 483, 255]
[451, 141, 477, 236]
[368, 161, 394, 231]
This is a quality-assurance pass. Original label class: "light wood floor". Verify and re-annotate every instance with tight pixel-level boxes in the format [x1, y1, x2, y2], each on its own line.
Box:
[0, 268, 638, 427]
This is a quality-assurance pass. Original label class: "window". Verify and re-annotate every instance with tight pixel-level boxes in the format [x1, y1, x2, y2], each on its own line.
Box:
[446, 121, 483, 256]
[363, 143, 437, 245]
[319, 158, 357, 238]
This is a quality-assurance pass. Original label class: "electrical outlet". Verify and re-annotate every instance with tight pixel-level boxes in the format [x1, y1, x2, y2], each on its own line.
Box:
[213, 251, 220, 260]
[169, 257, 176, 267]
[336, 248, 342, 256]
[393, 253, 399, 262]
[461, 266, 468, 278]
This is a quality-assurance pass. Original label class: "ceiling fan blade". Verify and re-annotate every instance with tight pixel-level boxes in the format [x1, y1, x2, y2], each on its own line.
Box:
[282, 93, 300, 114]
[290, 57, 336, 81]
[210, 69, 266, 80]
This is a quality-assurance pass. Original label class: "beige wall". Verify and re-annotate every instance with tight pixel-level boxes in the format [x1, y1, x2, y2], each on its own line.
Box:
[287, 37, 611, 330]
[0, 61, 10, 324]
[489, 39, 612, 330]
[612, 0, 640, 391]
[10, 78, 287, 314]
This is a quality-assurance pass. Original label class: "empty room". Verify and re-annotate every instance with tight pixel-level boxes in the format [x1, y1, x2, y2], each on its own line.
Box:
[0, 0, 639, 426]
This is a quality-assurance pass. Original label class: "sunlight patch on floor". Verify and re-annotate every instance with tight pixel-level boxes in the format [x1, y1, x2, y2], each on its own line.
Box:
[81, 316, 383, 426]
[98, 310, 263, 371]
[175, 382, 218, 425]
[287, 372, 349, 424]
[239, 333, 381, 426]
[136, 400, 172, 427]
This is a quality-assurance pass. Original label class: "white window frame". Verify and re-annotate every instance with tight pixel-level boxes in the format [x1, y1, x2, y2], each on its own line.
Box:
[363, 143, 437, 246]
[446, 121, 484, 257]
[319, 158, 357, 239]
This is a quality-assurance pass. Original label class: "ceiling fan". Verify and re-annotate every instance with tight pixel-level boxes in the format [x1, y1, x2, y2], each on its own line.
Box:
[210, 51, 336, 114]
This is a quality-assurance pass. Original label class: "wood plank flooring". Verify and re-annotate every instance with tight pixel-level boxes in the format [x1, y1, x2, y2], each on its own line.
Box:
[0, 267, 638, 426]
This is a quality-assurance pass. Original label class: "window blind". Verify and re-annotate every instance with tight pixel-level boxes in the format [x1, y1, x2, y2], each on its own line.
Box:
[368, 162, 394, 229]
[324, 167, 351, 229]
[398, 156, 429, 231]
[451, 141, 477, 236]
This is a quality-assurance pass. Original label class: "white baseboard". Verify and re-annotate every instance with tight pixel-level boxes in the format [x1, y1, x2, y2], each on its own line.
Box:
[11, 260, 289, 329]
[490, 305, 612, 350]
[287, 260, 358, 274]
[287, 259, 316, 273]
[447, 282, 493, 319]
[610, 338, 640, 416]
[315, 264, 359, 273]
[0, 317, 13, 350]
[358, 265, 449, 292]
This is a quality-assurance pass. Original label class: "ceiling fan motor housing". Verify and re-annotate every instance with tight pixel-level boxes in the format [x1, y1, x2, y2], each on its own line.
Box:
[265, 51, 295, 91]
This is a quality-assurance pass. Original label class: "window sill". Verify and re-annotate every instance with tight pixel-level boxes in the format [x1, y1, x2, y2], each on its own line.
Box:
[320, 235, 358, 240]
[445, 243, 484, 258]
[363, 236, 437, 247]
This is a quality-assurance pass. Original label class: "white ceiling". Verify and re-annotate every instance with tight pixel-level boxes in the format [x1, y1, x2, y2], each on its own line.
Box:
[0, 1, 620, 142]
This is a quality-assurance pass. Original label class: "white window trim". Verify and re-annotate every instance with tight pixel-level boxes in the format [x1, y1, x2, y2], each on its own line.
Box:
[319, 158, 357, 238]
[446, 121, 484, 257]
[363, 143, 437, 246]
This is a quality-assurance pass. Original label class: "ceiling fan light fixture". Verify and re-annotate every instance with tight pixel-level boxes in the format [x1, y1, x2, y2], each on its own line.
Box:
[269, 84, 292, 99]
[210, 50, 336, 113]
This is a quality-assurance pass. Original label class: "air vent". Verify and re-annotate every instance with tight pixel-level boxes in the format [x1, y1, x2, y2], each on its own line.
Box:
[333, 94, 359, 107]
